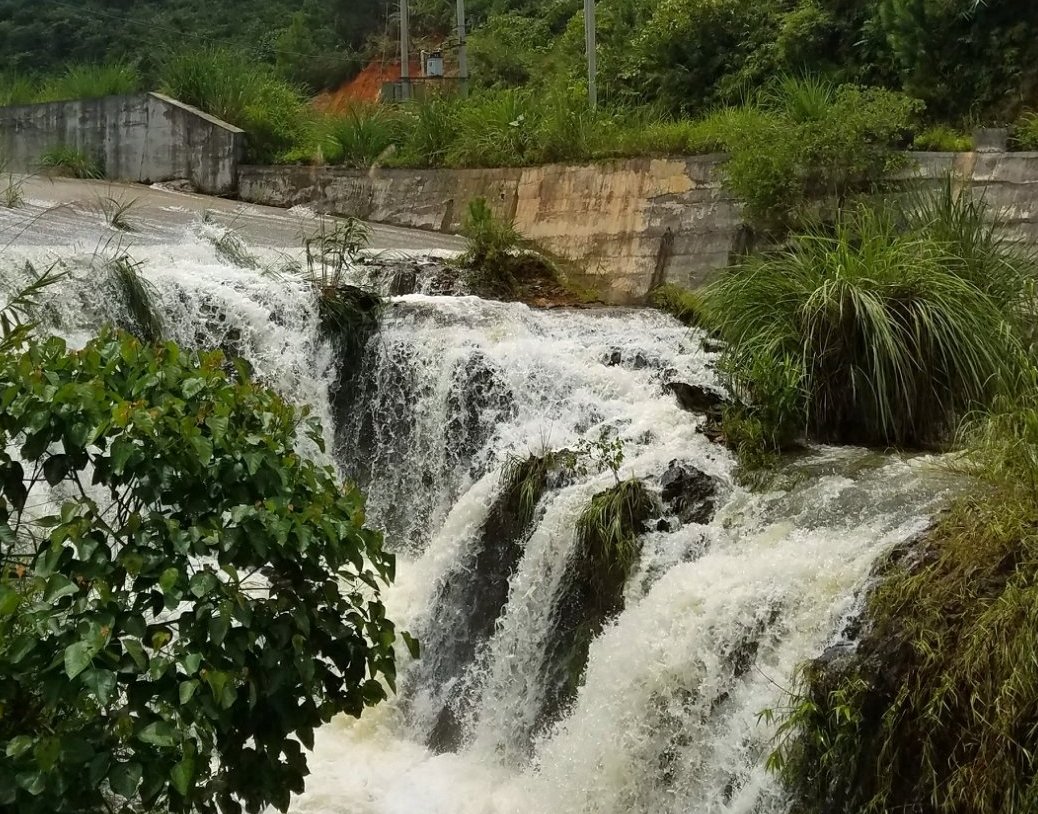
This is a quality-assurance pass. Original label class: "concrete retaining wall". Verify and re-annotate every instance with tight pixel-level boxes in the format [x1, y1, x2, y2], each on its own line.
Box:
[238, 151, 1038, 304]
[0, 93, 243, 195]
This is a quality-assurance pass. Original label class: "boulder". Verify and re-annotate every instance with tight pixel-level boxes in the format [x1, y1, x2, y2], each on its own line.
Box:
[660, 460, 718, 525]
[666, 381, 728, 415]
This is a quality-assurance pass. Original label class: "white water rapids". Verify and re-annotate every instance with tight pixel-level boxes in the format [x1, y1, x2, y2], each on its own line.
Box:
[3, 213, 957, 814]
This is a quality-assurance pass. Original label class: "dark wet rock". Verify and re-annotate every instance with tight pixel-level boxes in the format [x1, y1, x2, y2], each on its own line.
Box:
[660, 460, 718, 525]
[703, 337, 726, 354]
[445, 351, 515, 467]
[666, 381, 728, 415]
[535, 481, 659, 740]
[602, 348, 664, 372]
[422, 453, 546, 754]
[389, 266, 417, 295]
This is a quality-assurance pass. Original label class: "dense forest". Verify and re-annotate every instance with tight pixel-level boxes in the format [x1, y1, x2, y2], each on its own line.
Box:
[3, 0, 1037, 123]
[0, 0, 385, 90]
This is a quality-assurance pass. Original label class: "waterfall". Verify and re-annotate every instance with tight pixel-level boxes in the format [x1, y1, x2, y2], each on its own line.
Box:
[1, 218, 956, 814]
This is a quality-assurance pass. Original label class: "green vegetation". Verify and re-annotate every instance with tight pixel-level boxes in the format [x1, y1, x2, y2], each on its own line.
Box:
[0, 324, 398, 813]
[100, 254, 163, 344]
[575, 478, 657, 598]
[36, 63, 140, 103]
[703, 186, 1035, 448]
[689, 80, 921, 231]
[299, 217, 383, 356]
[458, 197, 565, 301]
[651, 284, 706, 327]
[38, 146, 102, 179]
[914, 124, 974, 153]
[767, 388, 1038, 813]
[159, 47, 310, 164]
[0, 0, 381, 93]
[96, 193, 140, 233]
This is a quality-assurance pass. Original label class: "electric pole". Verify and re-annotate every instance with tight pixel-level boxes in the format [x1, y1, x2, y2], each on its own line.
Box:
[457, 0, 469, 96]
[400, 0, 411, 100]
[584, 0, 597, 109]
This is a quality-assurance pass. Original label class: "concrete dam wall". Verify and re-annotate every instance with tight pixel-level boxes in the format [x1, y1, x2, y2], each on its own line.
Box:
[239, 152, 1038, 304]
[0, 93, 243, 195]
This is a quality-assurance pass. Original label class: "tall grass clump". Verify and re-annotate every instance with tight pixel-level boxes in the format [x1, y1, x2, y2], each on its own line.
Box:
[913, 124, 974, 152]
[36, 63, 140, 103]
[458, 197, 564, 300]
[575, 478, 657, 598]
[392, 93, 463, 167]
[159, 47, 309, 163]
[300, 217, 382, 353]
[0, 73, 35, 107]
[704, 195, 1033, 448]
[100, 254, 162, 343]
[651, 283, 706, 327]
[446, 89, 537, 167]
[38, 146, 102, 179]
[321, 103, 408, 167]
[1012, 111, 1038, 150]
[768, 386, 1038, 813]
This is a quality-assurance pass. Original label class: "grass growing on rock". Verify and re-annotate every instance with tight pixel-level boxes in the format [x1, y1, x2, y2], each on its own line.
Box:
[100, 254, 163, 343]
[651, 283, 706, 327]
[767, 388, 1038, 813]
[575, 478, 658, 599]
[38, 146, 102, 179]
[457, 198, 591, 305]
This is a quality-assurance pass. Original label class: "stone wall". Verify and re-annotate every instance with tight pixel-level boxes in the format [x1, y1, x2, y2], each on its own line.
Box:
[238, 151, 1038, 304]
[0, 93, 243, 195]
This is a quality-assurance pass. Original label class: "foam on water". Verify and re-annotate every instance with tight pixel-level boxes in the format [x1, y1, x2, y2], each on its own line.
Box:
[0, 219, 956, 814]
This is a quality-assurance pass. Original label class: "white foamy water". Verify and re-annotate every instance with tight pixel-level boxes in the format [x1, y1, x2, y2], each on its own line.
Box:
[0, 220, 957, 814]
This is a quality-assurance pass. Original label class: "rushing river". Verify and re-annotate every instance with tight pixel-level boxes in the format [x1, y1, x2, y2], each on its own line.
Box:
[2, 203, 956, 814]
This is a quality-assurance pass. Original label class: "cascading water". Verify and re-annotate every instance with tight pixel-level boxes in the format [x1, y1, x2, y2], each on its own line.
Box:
[1, 206, 958, 814]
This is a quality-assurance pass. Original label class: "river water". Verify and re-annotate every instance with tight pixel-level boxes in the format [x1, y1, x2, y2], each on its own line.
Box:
[1, 207, 956, 814]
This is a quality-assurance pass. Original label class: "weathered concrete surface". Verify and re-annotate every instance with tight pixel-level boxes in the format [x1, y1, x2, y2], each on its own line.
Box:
[0, 176, 465, 253]
[238, 152, 1038, 304]
[239, 157, 738, 304]
[0, 93, 243, 195]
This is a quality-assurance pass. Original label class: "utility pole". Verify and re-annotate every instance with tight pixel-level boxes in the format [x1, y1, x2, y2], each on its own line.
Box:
[584, 0, 597, 109]
[400, 0, 411, 100]
[457, 0, 469, 96]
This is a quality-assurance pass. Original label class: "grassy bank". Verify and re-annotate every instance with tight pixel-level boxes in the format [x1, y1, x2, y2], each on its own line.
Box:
[767, 390, 1038, 813]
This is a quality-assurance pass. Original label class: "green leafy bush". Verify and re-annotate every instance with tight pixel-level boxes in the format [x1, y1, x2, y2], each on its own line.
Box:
[701, 80, 922, 231]
[0, 330, 398, 813]
[704, 195, 1032, 447]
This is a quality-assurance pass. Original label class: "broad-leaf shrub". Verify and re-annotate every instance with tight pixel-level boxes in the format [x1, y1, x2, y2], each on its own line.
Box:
[0, 331, 398, 813]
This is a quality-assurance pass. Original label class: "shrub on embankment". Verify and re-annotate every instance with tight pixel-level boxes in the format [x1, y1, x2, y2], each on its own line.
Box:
[702, 184, 1036, 451]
